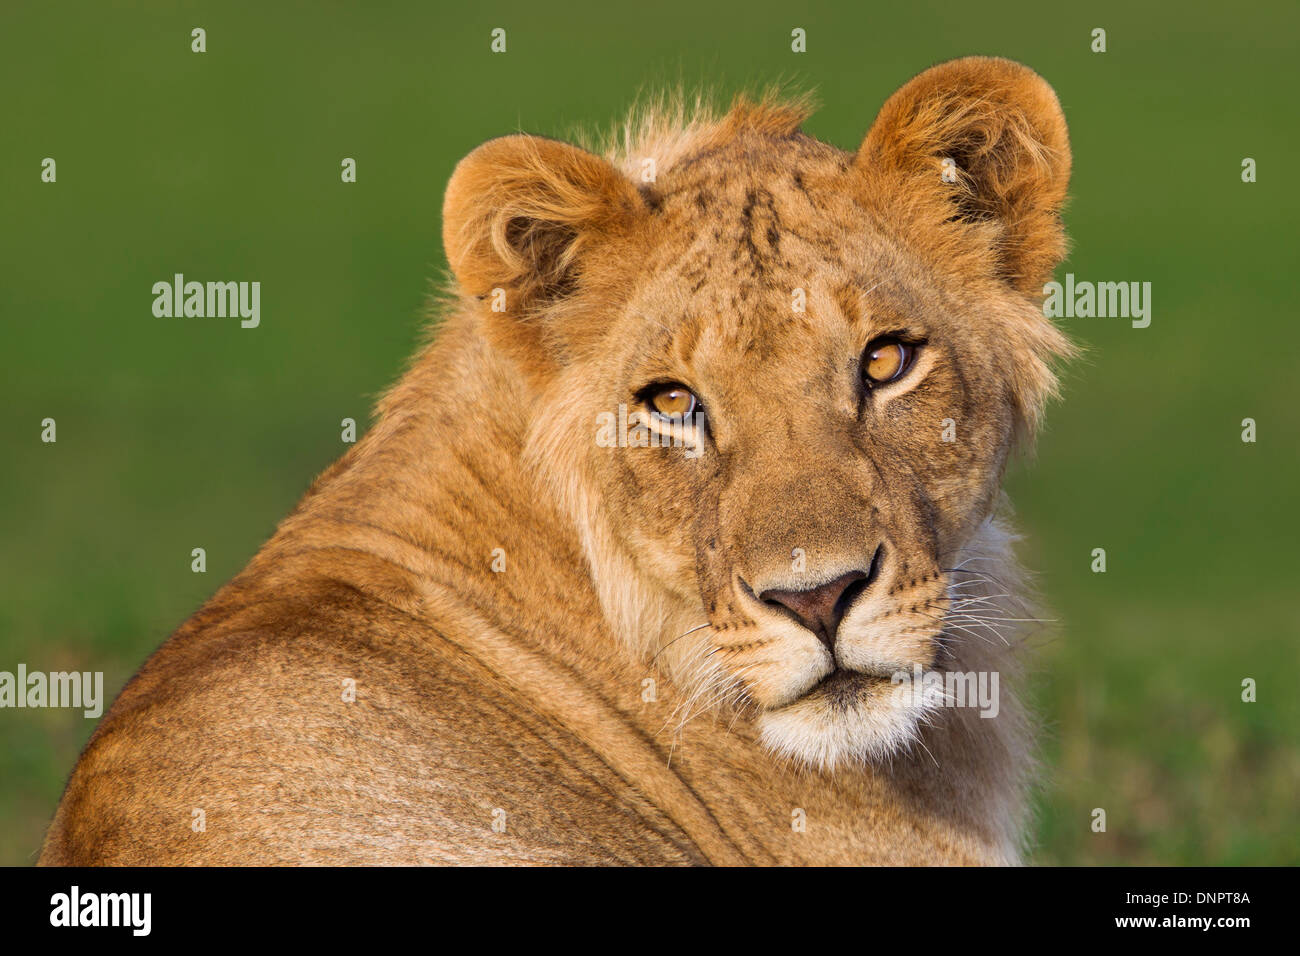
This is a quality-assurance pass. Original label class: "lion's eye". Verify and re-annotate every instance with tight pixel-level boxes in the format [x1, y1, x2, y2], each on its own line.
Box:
[862, 337, 917, 386]
[646, 384, 698, 420]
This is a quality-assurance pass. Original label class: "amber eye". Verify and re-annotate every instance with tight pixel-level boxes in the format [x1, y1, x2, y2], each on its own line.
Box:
[862, 337, 917, 386]
[646, 383, 698, 420]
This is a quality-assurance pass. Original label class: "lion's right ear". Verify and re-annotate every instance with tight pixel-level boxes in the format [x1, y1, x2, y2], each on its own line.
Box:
[442, 135, 646, 310]
[856, 57, 1071, 296]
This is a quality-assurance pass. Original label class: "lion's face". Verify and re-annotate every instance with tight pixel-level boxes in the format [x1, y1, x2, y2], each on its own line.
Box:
[443, 58, 1072, 769]
[561, 143, 1036, 767]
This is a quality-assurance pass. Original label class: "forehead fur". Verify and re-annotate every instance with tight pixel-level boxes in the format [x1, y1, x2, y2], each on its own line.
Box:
[591, 89, 817, 181]
[439, 72, 1074, 452]
[572, 89, 1073, 447]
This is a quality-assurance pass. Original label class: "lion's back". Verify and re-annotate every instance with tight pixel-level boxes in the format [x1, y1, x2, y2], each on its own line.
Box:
[39, 583, 701, 866]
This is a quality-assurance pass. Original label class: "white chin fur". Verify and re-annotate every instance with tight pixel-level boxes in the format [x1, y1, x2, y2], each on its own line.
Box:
[756, 688, 937, 771]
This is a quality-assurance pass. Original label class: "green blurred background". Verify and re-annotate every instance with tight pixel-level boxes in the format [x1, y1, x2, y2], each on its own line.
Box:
[2, 0, 1296, 865]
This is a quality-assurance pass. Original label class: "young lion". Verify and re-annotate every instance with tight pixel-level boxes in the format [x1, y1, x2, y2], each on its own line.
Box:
[42, 56, 1073, 866]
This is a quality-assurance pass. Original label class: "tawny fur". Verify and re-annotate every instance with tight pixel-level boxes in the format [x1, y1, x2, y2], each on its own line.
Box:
[41, 57, 1073, 866]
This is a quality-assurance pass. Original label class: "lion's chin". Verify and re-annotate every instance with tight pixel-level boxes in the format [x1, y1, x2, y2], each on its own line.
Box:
[755, 670, 936, 771]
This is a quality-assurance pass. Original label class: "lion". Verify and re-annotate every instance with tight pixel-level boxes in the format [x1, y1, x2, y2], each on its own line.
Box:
[40, 56, 1073, 866]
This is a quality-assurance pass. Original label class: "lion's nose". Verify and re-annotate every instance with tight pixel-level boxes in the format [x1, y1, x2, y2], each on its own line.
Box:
[759, 558, 879, 649]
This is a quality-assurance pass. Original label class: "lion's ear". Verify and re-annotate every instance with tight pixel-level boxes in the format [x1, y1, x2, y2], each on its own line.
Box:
[442, 134, 646, 308]
[856, 57, 1071, 295]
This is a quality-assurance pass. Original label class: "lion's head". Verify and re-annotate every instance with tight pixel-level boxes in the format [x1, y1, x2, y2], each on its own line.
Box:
[441, 57, 1072, 770]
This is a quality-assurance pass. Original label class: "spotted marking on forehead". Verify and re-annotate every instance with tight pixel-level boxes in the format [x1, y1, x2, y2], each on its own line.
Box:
[733, 187, 784, 278]
[628, 135, 906, 357]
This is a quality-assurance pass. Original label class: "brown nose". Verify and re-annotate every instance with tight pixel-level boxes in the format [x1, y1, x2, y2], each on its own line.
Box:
[759, 567, 874, 649]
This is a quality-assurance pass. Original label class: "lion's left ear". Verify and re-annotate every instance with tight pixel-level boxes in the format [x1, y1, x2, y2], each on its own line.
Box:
[856, 56, 1071, 295]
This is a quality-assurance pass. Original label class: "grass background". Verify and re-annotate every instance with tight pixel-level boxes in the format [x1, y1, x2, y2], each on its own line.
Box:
[1, 0, 1296, 865]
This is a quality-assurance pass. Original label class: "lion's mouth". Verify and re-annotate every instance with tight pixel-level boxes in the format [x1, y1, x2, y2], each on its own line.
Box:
[802, 667, 886, 706]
